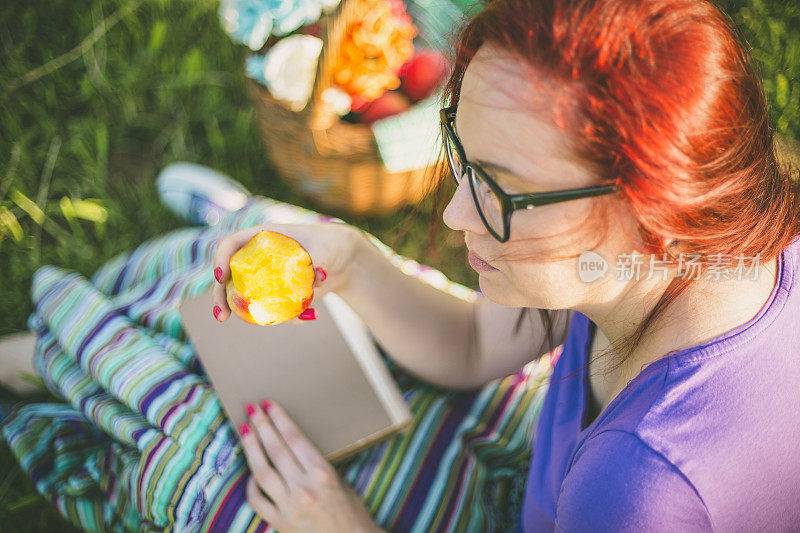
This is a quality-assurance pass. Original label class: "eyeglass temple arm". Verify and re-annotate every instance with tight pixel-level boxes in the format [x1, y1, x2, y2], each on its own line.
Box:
[511, 184, 619, 209]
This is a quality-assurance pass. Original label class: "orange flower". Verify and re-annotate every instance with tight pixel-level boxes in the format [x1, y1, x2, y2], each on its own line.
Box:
[330, 0, 416, 102]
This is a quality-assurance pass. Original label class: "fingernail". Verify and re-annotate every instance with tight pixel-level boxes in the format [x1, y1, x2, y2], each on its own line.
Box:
[260, 399, 271, 413]
[246, 402, 256, 417]
[213, 305, 222, 321]
[298, 308, 316, 320]
[315, 267, 327, 282]
[239, 422, 250, 436]
[214, 267, 224, 283]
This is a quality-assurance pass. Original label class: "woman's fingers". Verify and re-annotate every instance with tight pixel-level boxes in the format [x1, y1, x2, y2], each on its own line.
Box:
[239, 420, 290, 505]
[263, 400, 334, 476]
[247, 401, 306, 479]
[297, 307, 317, 320]
[314, 266, 327, 284]
[245, 476, 279, 525]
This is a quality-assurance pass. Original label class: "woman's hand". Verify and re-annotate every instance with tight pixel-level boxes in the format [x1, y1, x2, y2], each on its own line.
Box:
[211, 222, 364, 323]
[239, 399, 384, 533]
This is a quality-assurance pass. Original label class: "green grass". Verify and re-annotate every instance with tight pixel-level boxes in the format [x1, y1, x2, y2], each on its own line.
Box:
[0, 0, 798, 529]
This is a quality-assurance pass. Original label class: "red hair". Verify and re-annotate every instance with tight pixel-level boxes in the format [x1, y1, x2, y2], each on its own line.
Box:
[400, 0, 800, 363]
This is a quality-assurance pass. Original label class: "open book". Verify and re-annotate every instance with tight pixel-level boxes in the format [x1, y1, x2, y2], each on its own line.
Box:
[178, 289, 412, 463]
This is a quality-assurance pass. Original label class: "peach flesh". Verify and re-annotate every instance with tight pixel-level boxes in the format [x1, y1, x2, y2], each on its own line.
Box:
[225, 230, 315, 326]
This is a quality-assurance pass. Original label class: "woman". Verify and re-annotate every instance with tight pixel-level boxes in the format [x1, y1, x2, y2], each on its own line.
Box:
[212, 0, 800, 529]
[3, 0, 800, 532]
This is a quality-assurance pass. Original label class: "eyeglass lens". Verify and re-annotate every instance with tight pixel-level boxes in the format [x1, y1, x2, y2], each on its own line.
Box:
[443, 124, 505, 238]
[443, 124, 463, 183]
[468, 170, 505, 237]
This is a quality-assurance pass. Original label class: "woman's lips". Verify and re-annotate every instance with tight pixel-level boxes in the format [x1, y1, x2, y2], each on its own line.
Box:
[468, 251, 498, 273]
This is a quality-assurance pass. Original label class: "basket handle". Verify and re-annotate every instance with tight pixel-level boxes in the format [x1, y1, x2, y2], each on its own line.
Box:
[307, 0, 359, 138]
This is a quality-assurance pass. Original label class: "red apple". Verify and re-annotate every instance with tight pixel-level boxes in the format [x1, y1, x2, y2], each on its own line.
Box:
[303, 22, 321, 37]
[358, 91, 411, 123]
[350, 94, 371, 113]
[400, 49, 448, 101]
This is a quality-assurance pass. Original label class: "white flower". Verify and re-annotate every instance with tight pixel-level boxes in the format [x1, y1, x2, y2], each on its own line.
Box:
[248, 34, 324, 112]
[321, 87, 352, 115]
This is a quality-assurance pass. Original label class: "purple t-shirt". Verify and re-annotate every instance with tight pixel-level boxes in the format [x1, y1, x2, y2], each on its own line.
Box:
[519, 235, 800, 532]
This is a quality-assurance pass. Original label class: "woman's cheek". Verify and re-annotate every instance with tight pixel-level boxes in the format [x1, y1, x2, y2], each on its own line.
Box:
[511, 261, 583, 309]
[492, 263, 545, 306]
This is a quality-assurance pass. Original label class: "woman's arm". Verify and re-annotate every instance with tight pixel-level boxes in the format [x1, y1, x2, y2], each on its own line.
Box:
[337, 230, 570, 390]
[337, 232, 479, 389]
[466, 301, 572, 388]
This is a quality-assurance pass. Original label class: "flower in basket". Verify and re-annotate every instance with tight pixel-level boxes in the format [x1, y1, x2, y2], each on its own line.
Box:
[219, 0, 341, 51]
[246, 34, 324, 112]
[330, 0, 417, 102]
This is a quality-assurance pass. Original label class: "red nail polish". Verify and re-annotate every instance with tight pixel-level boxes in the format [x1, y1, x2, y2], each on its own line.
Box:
[239, 422, 250, 436]
[246, 402, 256, 417]
[213, 305, 222, 321]
[214, 267, 224, 283]
[261, 400, 271, 413]
[315, 267, 327, 282]
[298, 308, 317, 320]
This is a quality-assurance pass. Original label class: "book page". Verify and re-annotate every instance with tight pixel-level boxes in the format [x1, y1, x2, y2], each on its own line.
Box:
[178, 289, 410, 461]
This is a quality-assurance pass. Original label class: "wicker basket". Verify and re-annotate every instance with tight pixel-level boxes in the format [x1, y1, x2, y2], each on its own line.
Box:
[246, 0, 438, 216]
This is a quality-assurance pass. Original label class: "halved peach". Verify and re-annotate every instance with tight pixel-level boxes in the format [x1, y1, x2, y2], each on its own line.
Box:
[225, 230, 315, 326]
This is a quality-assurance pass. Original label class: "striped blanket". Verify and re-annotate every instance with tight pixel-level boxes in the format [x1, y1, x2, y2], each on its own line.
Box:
[1, 196, 554, 532]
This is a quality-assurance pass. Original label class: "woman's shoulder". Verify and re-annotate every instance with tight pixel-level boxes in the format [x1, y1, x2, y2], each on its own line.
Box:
[559, 430, 712, 531]
[572, 359, 800, 529]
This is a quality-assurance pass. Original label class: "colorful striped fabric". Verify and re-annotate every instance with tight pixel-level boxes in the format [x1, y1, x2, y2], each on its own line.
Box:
[1, 196, 555, 532]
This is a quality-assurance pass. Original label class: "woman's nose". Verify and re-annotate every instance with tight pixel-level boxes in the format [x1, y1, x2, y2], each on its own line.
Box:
[442, 177, 488, 235]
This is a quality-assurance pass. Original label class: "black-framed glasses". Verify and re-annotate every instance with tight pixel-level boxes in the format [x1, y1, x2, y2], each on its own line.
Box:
[440, 104, 620, 243]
